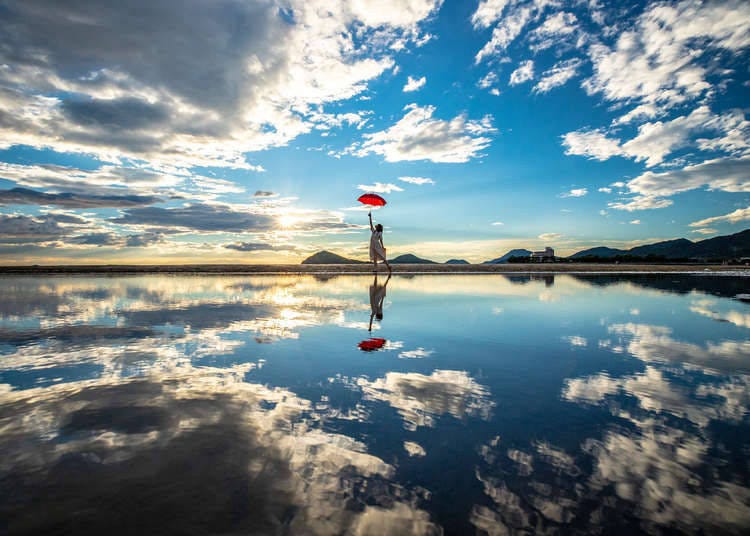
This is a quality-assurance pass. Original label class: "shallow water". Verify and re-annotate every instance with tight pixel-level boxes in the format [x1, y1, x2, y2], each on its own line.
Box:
[0, 273, 749, 535]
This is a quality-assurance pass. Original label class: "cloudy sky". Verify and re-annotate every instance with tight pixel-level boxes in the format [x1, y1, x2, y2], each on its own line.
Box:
[0, 0, 748, 264]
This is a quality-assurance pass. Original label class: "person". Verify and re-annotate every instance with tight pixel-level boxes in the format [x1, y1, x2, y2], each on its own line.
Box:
[368, 211, 392, 274]
[368, 272, 390, 332]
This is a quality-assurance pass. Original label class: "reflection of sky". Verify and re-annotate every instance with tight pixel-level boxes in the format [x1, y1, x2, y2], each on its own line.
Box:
[0, 274, 749, 534]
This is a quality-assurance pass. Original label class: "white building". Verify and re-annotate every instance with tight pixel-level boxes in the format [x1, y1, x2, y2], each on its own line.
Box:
[530, 247, 555, 262]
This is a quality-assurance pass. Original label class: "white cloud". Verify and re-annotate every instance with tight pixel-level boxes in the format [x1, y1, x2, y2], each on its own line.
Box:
[598, 187, 612, 193]
[491, 221, 504, 226]
[509, 60, 535, 85]
[690, 227, 718, 235]
[0, 0, 442, 168]
[533, 58, 582, 93]
[608, 195, 673, 212]
[538, 232, 562, 240]
[562, 129, 622, 161]
[689, 206, 750, 228]
[564, 107, 748, 167]
[398, 176, 435, 185]
[403, 75, 427, 92]
[559, 187, 588, 198]
[629, 219, 641, 225]
[474, 2, 535, 63]
[582, 0, 750, 109]
[478, 71, 499, 90]
[612, 103, 661, 126]
[347, 104, 496, 163]
[357, 182, 404, 194]
[625, 156, 750, 200]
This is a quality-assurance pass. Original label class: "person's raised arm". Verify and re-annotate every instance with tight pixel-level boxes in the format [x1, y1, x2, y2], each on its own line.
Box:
[368, 211, 374, 232]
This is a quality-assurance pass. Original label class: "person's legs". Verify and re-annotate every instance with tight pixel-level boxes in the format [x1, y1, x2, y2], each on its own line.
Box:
[372, 259, 378, 273]
[385, 259, 392, 273]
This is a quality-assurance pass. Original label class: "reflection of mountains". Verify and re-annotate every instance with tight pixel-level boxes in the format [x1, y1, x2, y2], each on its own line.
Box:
[569, 273, 749, 300]
[0, 366, 440, 535]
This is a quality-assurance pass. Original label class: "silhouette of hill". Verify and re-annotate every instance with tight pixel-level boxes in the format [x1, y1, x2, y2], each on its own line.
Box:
[445, 259, 469, 264]
[390, 254, 437, 264]
[570, 229, 750, 260]
[484, 249, 532, 264]
[301, 251, 364, 264]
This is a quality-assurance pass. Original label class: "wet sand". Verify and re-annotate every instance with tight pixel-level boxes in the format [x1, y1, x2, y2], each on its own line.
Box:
[0, 263, 747, 274]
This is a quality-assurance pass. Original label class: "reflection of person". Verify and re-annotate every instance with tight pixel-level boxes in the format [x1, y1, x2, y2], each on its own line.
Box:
[368, 212, 392, 274]
[369, 273, 390, 331]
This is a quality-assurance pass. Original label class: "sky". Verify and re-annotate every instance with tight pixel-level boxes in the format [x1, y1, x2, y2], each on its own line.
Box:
[0, 0, 748, 264]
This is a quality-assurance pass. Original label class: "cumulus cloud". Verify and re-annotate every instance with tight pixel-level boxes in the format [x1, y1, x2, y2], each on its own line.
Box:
[403, 75, 427, 92]
[626, 156, 750, 198]
[582, 0, 750, 109]
[0, 0, 441, 168]
[608, 195, 673, 212]
[473, 1, 536, 63]
[689, 206, 750, 228]
[559, 188, 588, 198]
[509, 60, 535, 85]
[398, 176, 435, 185]
[533, 58, 582, 93]
[347, 104, 496, 163]
[562, 129, 623, 161]
[357, 182, 404, 194]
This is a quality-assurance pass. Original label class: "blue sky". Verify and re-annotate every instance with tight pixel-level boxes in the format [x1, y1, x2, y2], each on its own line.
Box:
[0, 0, 748, 264]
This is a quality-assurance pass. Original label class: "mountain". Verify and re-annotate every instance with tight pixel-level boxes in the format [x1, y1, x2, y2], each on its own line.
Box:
[445, 259, 469, 264]
[484, 249, 532, 264]
[301, 251, 364, 264]
[570, 247, 626, 259]
[390, 254, 437, 264]
[569, 229, 750, 260]
[628, 238, 693, 258]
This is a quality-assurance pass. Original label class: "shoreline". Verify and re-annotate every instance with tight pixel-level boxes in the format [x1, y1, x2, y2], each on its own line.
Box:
[0, 263, 747, 275]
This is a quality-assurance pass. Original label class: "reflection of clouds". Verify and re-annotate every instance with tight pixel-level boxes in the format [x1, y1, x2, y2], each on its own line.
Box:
[356, 370, 494, 430]
[0, 365, 440, 535]
[398, 347, 434, 359]
[608, 322, 750, 373]
[404, 441, 426, 457]
[561, 335, 587, 347]
[690, 299, 750, 329]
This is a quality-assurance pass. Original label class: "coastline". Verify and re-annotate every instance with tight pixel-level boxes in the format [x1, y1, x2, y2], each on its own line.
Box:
[0, 263, 748, 275]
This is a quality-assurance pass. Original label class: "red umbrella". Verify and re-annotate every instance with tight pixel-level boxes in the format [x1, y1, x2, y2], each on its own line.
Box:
[358, 193, 387, 207]
[358, 337, 386, 351]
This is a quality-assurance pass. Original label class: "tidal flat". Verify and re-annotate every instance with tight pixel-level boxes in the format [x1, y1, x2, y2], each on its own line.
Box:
[1, 273, 749, 535]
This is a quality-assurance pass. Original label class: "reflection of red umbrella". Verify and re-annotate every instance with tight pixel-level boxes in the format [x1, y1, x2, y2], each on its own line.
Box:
[358, 337, 386, 351]
[358, 193, 387, 207]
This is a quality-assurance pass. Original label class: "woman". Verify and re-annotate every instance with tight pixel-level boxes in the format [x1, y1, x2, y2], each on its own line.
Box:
[368, 211, 392, 274]
[368, 273, 390, 332]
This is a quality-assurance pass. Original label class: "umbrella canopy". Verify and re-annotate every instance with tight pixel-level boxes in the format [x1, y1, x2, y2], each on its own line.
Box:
[358, 337, 386, 351]
[357, 193, 387, 207]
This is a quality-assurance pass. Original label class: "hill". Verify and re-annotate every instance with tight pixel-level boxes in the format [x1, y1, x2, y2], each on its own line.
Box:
[569, 229, 750, 260]
[390, 254, 437, 264]
[484, 249, 532, 264]
[445, 259, 469, 264]
[301, 251, 364, 264]
[570, 247, 626, 259]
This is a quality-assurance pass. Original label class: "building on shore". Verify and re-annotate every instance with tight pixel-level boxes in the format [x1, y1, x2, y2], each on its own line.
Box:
[530, 247, 555, 263]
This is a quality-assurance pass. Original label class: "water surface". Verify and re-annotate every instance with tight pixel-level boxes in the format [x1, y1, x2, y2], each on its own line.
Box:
[1, 274, 749, 535]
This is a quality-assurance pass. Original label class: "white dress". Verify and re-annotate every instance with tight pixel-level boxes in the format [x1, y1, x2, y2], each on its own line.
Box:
[369, 230, 386, 261]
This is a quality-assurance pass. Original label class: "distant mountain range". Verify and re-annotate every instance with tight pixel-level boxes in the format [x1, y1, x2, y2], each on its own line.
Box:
[301, 251, 363, 264]
[570, 229, 750, 260]
[483, 249, 532, 264]
[302, 229, 750, 265]
[390, 254, 436, 264]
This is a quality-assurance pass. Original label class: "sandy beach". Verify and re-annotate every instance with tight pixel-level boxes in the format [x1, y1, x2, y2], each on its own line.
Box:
[0, 263, 747, 275]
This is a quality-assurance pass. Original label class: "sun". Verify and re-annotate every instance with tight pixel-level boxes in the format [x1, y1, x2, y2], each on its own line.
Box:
[278, 214, 300, 229]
